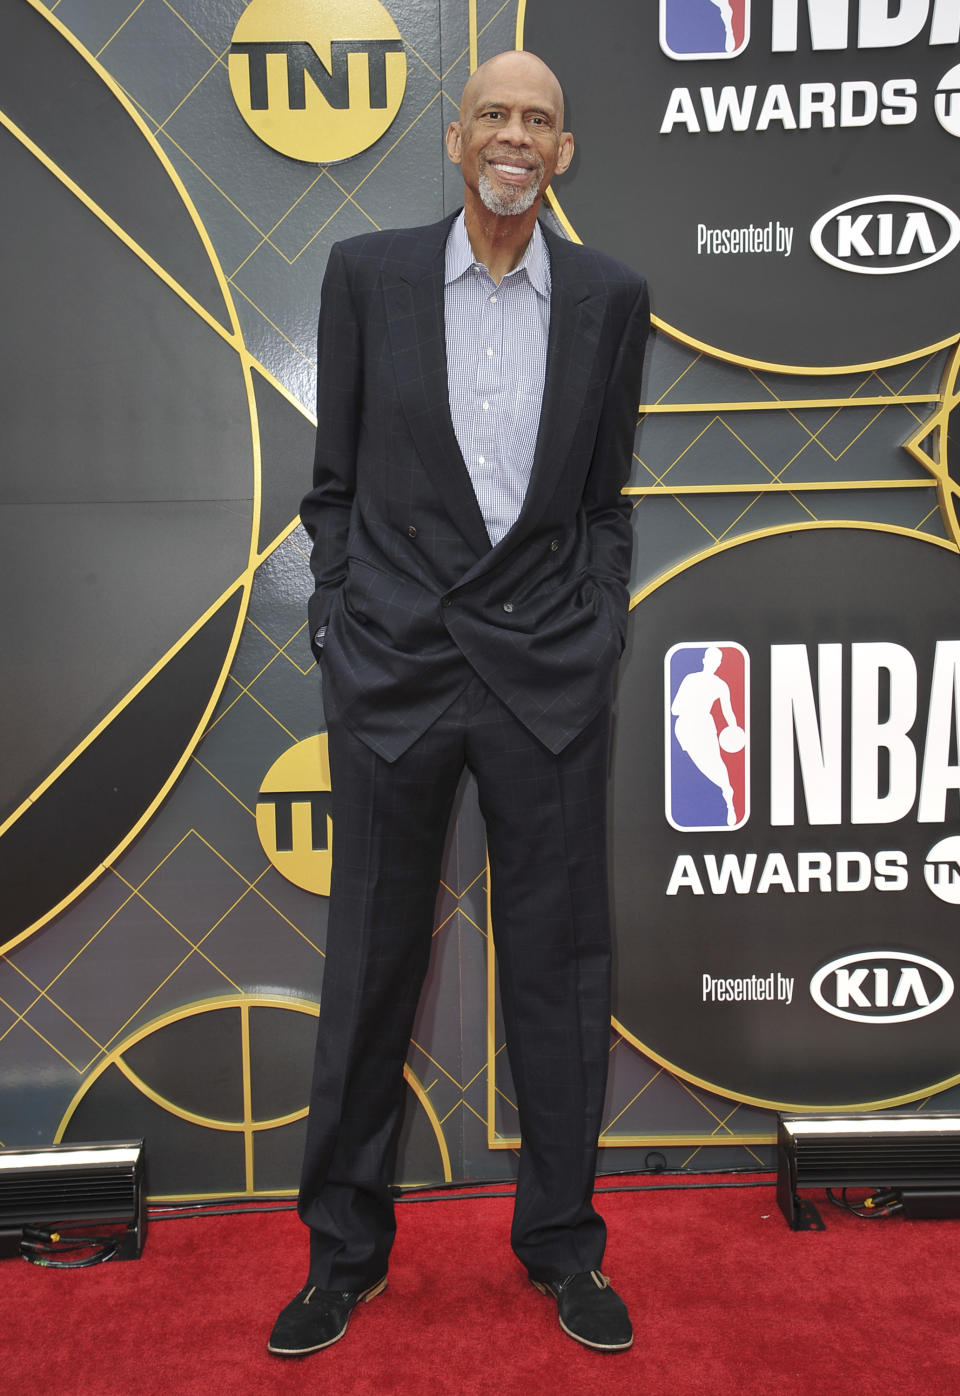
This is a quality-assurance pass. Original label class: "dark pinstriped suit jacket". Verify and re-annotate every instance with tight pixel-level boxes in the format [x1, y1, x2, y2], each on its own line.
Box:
[301, 211, 650, 763]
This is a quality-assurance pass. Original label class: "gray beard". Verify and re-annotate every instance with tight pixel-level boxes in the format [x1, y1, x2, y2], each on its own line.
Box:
[478, 159, 543, 216]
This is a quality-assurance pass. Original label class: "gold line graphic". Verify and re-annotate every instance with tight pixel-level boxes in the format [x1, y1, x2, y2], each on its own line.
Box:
[1, 3, 266, 954]
[640, 396, 938, 414]
[624, 480, 935, 497]
[55, 995, 452, 1198]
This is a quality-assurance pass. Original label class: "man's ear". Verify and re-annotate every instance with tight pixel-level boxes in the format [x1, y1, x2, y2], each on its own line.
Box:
[445, 121, 463, 165]
[554, 131, 574, 176]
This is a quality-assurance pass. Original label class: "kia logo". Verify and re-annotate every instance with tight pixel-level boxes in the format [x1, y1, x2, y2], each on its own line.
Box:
[810, 951, 954, 1024]
[810, 195, 960, 275]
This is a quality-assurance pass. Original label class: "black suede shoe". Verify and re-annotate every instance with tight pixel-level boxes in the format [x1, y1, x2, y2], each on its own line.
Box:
[532, 1270, 633, 1351]
[267, 1276, 387, 1356]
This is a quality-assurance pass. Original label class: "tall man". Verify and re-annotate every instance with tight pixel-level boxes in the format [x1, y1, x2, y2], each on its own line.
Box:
[269, 50, 649, 1358]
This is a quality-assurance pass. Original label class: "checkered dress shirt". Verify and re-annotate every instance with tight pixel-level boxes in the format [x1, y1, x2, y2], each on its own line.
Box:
[444, 212, 550, 546]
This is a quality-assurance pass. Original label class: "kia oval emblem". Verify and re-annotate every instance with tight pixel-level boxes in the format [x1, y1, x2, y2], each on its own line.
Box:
[810, 194, 960, 275]
[810, 951, 954, 1024]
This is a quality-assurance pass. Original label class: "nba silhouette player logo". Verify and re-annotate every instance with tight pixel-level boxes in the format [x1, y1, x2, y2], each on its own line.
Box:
[665, 643, 749, 831]
[660, 0, 750, 60]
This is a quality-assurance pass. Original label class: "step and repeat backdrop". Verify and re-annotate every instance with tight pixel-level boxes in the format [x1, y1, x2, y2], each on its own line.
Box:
[1, 0, 959, 1199]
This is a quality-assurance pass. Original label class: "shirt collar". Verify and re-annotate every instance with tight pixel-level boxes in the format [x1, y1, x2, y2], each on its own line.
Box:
[444, 210, 550, 298]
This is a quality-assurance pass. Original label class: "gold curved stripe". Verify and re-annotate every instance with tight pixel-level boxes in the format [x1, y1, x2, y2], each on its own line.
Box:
[403, 1063, 453, 1183]
[1, 4, 263, 954]
[55, 994, 452, 1192]
[107, 1056, 308, 1133]
[612, 1015, 960, 1116]
[488, 1131, 777, 1149]
[630, 517, 957, 611]
[624, 479, 936, 497]
[640, 396, 940, 414]
[903, 338, 960, 550]
[615, 520, 960, 1117]
[514, 0, 960, 379]
[54, 995, 319, 1142]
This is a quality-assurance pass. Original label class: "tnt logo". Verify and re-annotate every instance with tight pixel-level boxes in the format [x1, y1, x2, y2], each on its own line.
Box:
[660, 0, 750, 60]
[925, 835, 960, 904]
[256, 735, 333, 895]
[665, 642, 749, 831]
[229, 0, 407, 164]
[935, 62, 960, 138]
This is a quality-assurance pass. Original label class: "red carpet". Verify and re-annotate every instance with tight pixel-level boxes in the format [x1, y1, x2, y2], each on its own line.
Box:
[4, 1176, 960, 1394]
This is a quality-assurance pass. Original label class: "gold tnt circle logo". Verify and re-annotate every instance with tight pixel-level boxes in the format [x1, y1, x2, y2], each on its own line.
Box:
[229, 0, 407, 164]
[256, 735, 333, 895]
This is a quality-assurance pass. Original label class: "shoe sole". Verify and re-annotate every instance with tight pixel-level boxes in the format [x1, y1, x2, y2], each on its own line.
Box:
[531, 1279, 634, 1352]
[267, 1276, 388, 1356]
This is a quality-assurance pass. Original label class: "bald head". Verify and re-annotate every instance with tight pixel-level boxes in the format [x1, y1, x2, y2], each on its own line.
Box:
[458, 50, 565, 129]
[446, 50, 573, 229]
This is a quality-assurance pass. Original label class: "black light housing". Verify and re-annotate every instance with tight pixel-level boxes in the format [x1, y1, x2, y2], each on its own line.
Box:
[0, 1140, 146, 1259]
[777, 1113, 960, 1228]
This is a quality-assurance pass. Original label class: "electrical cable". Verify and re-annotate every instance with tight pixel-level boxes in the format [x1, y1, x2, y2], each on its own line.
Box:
[825, 1186, 902, 1218]
[144, 1174, 777, 1221]
[20, 1224, 124, 1267]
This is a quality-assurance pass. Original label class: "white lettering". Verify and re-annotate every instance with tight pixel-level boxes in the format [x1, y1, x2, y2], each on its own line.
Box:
[840, 79, 879, 126]
[881, 77, 918, 124]
[875, 849, 909, 889]
[772, 0, 850, 51]
[756, 83, 798, 130]
[893, 967, 930, 1006]
[836, 850, 872, 891]
[771, 0, 959, 49]
[837, 212, 874, 257]
[799, 82, 837, 127]
[666, 855, 704, 895]
[897, 210, 937, 255]
[756, 852, 796, 893]
[850, 643, 917, 823]
[835, 966, 871, 1007]
[668, 849, 910, 895]
[660, 87, 700, 134]
[703, 853, 758, 893]
[702, 974, 777, 1002]
[770, 644, 843, 826]
[700, 84, 757, 131]
[860, 0, 930, 48]
[931, 0, 960, 43]
[663, 81, 919, 138]
[797, 850, 832, 891]
[918, 641, 960, 820]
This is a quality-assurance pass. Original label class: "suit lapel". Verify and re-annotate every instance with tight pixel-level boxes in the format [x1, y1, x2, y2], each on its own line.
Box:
[516, 243, 604, 532]
[383, 217, 492, 560]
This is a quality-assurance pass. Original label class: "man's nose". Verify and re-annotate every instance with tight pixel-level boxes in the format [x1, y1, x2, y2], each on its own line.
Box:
[497, 113, 530, 145]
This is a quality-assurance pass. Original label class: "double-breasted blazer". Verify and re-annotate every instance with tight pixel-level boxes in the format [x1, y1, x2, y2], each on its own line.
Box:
[301, 211, 650, 763]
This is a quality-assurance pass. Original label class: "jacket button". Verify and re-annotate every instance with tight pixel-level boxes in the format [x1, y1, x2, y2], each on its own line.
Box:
[502, 602, 514, 613]
[442, 596, 452, 608]
[408, 525, 417, 538]
[549, 539, 559, 551]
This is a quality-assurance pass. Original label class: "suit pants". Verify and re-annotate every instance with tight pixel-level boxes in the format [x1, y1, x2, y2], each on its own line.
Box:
[298, 669, 614, 1288]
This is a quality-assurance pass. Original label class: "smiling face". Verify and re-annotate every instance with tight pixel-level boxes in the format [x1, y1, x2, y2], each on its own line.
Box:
[446, 52, 573, 219]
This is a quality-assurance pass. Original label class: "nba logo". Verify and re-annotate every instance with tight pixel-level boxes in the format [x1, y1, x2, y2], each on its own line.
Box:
[660, 0, 750, 61]
[665, 643, 749, 832]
